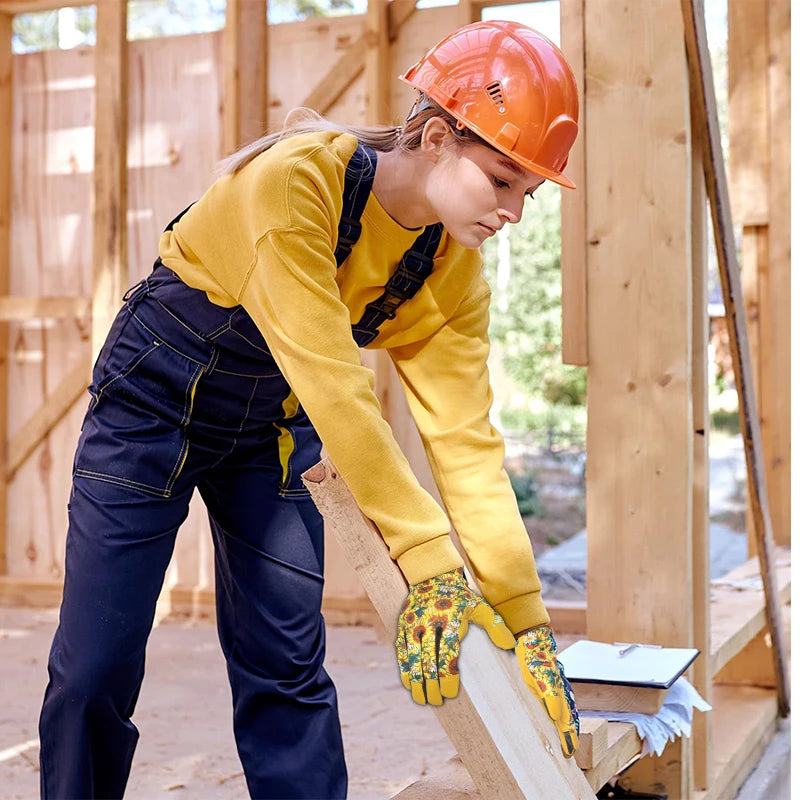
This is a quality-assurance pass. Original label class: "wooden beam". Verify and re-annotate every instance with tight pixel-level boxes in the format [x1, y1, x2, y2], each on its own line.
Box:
[681, 0, 789, 717]
[301, 35, 365, 116]
[762, 0, 791, 547]
[0, 0, 93, 13]
[692, 685, 778, 800]
[222, 0, 268, 155]
[559, 0, 587, 366]
[581, 722, 640, 794]
[0, 295, 90, 321]
[708, 548, 790, 676]
[728, 0, 769, 226]
[6, 357, 90, 480]
[0, 12, 11, 575]
[688, 40, 711, 790]
[387, 0, 417, 41]
[302, 460, 594, 800]
[365, 0, 390, 124]
[584, 2, 693, 794]
[91, 0, 128, 362]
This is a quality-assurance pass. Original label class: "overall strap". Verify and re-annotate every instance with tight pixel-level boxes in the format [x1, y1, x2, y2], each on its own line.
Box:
[337, 143, 444, 347]
[351, 222, 443, 347]
[335, 143, 378, 266]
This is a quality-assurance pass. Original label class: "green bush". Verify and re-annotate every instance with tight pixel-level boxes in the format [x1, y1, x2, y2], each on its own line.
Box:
[508, 471, 543, 517]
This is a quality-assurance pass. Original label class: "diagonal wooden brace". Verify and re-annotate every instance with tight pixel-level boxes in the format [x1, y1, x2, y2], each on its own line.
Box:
[303, 459, 594, 800]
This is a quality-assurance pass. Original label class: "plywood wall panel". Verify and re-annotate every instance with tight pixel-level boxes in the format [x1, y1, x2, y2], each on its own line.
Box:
[8, 46, 94, 580]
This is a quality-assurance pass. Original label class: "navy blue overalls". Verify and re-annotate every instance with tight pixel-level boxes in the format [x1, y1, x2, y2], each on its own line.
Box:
[38, 144, 442, 800]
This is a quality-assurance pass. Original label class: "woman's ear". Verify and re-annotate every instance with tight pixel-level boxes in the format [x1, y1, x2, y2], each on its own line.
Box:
[419, 116, 453, 160]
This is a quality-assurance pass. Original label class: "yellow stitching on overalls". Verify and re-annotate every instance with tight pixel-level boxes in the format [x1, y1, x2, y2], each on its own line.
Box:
[165, 364, 203, 492]
[275, 389, 301, 487]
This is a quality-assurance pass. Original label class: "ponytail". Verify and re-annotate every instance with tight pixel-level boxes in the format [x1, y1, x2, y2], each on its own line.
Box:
[216, 98, 485, 176]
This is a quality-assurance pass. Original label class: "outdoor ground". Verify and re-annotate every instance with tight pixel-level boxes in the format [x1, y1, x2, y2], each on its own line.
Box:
[1, 432, 750, 799]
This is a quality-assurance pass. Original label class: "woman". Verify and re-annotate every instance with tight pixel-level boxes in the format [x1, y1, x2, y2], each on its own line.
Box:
[39, 20, 580, 799]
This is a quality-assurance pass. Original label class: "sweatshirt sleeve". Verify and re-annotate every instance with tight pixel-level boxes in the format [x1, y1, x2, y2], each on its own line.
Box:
[238, 224, 465, 584]
[387, 283, 549, 634]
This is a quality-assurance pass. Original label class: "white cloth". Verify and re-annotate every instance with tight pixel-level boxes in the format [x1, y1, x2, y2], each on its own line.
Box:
[579, 677, 712, 757]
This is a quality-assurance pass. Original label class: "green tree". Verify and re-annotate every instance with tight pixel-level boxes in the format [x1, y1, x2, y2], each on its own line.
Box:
[483, 182, 586, 417]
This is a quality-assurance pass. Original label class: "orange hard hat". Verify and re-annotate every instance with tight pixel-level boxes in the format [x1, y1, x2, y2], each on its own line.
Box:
[400, 20, 579, 189]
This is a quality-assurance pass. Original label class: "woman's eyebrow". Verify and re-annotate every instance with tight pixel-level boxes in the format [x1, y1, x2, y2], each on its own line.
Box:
[497, 156, 526, 177]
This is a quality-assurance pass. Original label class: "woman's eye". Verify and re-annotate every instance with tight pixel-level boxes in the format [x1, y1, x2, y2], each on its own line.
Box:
[492, 176, 510, 189]
[525, 191, 537, 200]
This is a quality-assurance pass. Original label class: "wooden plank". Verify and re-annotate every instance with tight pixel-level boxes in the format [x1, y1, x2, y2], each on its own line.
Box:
[762, 0, 790, 548]
[559, 0, 587, 367]
[688, 48, 711, 790]
[387, 0, 417, 42]
[0, 295, 89, 321]
[581, 722, 641, 794]
[727, 0, 769, 226]
[0, 0, 93, 12]
[575, 717, 607, 771]
[692, 685, 777, 800]
[741, 226, 767, 558]
[0, 575, 63, 607]
[222, 0, 267, 155]
[681, 0, 790, 716]
[365, 0, 390, 124]
[547, 600, 586, 635]
[301, 34, 365, 116]
[584, 2, 693, 794]
[0, 12, 10, 575]
[91, 0, 128, 361]
[708, 548, 790, 676]
[6, 356, 90, 480]
[303, 460, 595, 800]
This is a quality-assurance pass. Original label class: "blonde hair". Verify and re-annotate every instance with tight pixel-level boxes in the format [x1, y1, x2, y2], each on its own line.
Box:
[216, 98, 485, 176]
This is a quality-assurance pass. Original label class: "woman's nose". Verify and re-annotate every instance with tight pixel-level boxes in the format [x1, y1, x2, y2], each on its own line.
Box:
[498, 197, 524, 225]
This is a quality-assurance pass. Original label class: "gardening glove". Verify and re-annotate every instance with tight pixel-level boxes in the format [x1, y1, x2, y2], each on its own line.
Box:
[516, 625, 580, 758]
[395, 567, 516, 706]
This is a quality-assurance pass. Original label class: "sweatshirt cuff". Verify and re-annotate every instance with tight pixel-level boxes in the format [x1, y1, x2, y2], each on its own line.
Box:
[493, 591, 550, 635]
[395, 534, 464, 585]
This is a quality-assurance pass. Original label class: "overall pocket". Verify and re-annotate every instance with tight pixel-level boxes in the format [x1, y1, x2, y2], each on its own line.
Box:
[74, 313, 204, 497]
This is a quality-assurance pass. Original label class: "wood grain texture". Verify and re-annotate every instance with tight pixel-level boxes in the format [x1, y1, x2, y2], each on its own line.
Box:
[222, 0, 267, 155]
[584, 0, 693, 646]
[303, 459, 595, 800]
[689, 57, 711, 790]
[8, 44, 95, 581]
[574, 717, 607, 770]
[681, 0, 789, 716]
[365, 0, 390, 125]
[0, 11, 10, 574]
[762, 0, 790, 547]
[708, 547, 790, 676]
[91, 0, 128, 361]
[559, 0, 587, 366]
[584, 2, 693, 793]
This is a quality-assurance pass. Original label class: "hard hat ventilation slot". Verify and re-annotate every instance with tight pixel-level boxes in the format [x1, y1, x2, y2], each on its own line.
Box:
[484, 81, 506, 112]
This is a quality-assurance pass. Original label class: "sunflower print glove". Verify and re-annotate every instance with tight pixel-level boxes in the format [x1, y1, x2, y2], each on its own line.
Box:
[516, 625, 580, 757]
[396, 567, 516, 706]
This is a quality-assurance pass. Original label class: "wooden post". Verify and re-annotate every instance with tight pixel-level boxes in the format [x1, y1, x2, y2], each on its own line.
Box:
[689, 62, 711, 789]
[560, 0, 588, 367]
[91, 0, 128, 361]
[365, 0, 390, 125]
[222, 0, 268, 156]
[0, 10, 11, 574]
[762, 0, 790, 547]
[584, 1, 693, 795]
[303, 460, 595, 800]
[681, 0, 790, 717]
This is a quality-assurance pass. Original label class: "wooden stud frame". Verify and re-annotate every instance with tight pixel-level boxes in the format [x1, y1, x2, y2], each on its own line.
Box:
[223, 0, 268, 155]
[91, 0, 128, 361]
[0, 3, 790, 797]
[0, 9, 12, 574]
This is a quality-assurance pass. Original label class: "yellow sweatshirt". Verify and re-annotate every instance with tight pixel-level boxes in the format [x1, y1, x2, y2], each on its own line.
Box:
[159, 130, 548, 634]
